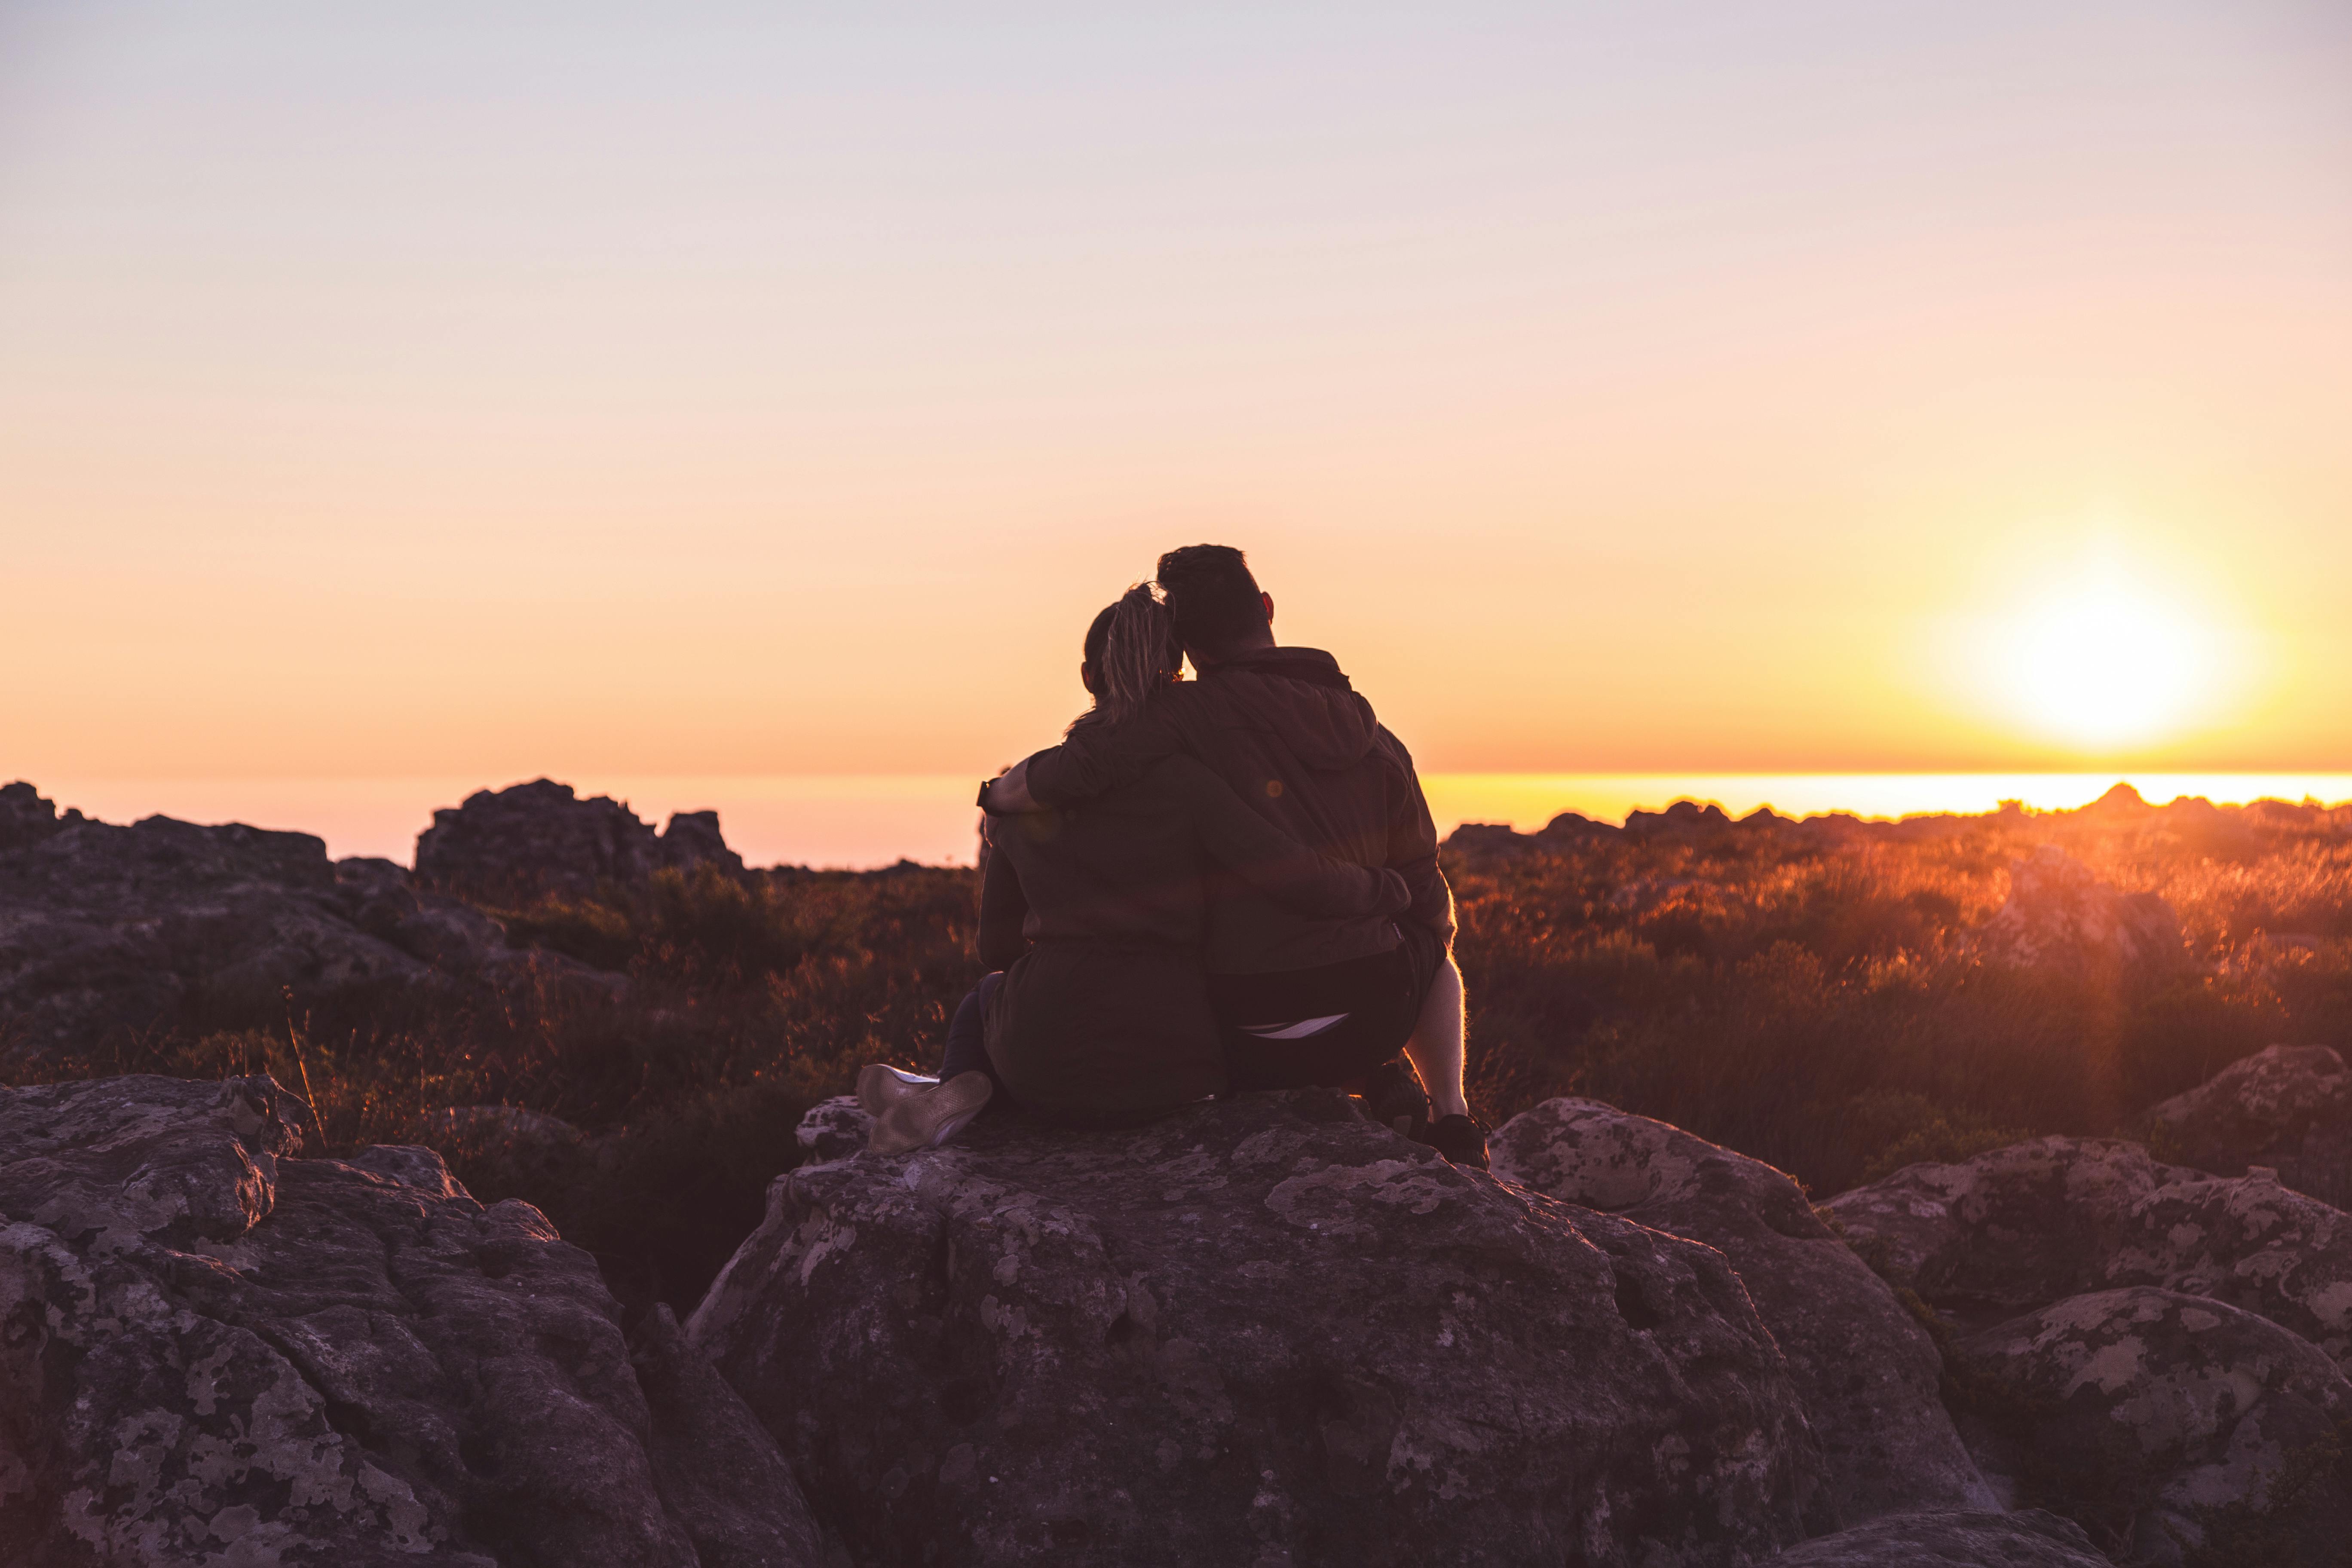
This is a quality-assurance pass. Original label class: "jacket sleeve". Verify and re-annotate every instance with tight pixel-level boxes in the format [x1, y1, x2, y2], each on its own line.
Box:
[1161, 757, 1411, 918]
[1378, 726, 1458, 948]
[1019, 702, 1189, 808]
[975, 825, 1032, 971]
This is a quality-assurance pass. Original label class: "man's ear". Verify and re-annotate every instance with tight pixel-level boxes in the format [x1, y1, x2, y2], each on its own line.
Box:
[1261, 591, 1274, 628]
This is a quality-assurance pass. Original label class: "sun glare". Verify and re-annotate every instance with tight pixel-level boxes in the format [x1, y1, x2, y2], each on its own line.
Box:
[1980, 566, 2231, 751]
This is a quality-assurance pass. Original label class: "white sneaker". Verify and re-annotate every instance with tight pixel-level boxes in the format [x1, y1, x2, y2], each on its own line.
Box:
[868, 1071, 995, 1156]
[857, 1063, 939, 1120]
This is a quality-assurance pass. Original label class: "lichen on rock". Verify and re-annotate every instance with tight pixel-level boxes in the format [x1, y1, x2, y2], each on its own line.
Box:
[0, 1073, 822, 1567]
[1491, 1095, 1995, 1523]
[691, 1088, 1831, 1568]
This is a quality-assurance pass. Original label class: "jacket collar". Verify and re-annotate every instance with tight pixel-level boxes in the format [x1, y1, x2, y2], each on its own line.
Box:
[1199, 645, 1354, 692]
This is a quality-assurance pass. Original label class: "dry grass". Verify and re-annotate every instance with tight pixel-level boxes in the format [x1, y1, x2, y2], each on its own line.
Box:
[1453, 812, 2352, 1194]
[29, 864, 979, 1312]
[13, 805, 2352, 1312]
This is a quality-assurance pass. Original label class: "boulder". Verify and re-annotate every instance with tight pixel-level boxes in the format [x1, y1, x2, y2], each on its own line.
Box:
[691, 1089, 1831, 1568]
[1973, 846, 2186, 988]
[1491, 1097, 1995, 1522]
[2148, 1044, 2352, 1207]
[1823, 1136, 2352, 1367]
[0, 1073, 823, 1567]
[0, 786, 620, 1059]
[1768, 1509, 2108, 1566]
[413, 779, 743, 903]
[793, 1095, 874, 1164]
[1950, 1287, 2352, 1565]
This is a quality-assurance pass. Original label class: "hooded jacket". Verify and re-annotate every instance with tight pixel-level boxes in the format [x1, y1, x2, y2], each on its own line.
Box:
[1016, 646, 1454, 975]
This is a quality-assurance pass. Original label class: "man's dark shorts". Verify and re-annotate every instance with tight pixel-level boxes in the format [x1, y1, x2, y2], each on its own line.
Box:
[1208, 921, 1446, 1091]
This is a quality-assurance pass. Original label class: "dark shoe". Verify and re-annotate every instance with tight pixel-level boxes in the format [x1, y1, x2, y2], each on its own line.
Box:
[1422, 1114, 1490, 1170]
[1359, 1057, 1431, 1141]
[868, 1071, 995, 1155]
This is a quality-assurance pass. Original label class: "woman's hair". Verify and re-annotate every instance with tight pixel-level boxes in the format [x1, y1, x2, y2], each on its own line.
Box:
[1072, 583, 1181, 731]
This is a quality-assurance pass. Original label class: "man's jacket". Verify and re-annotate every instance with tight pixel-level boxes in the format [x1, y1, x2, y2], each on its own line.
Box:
[1017, 646, 1455, 975]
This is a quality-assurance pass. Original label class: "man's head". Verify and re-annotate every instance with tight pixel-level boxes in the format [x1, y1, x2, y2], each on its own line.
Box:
[1153, 544, 1275, 663]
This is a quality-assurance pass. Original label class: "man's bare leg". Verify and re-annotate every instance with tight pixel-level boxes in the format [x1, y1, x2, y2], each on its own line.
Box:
[1402, 954, 1469, 1121]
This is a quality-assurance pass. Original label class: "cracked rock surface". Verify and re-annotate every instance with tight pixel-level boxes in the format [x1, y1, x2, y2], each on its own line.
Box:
[1949, 1286, 2352, 1565]
[2149, 1043, 2352, 1207]
[0, 1073, 821, 1568]
[1765, 1507, 2108, 1566]
[1822, 1134, 2352, 1367]
[1490, 1096, 1994, 1524]
[690, 1088, 1829, 1568]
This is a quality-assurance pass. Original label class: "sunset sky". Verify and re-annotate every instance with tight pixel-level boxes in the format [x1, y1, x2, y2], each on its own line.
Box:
[5, 1, 2349, 790]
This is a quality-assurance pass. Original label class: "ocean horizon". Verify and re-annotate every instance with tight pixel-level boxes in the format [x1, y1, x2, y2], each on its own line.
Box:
[20, 772, 2352, 872]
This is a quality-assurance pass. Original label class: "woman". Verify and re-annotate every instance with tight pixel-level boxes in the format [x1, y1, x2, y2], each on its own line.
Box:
[859, 585, 1410, 1152]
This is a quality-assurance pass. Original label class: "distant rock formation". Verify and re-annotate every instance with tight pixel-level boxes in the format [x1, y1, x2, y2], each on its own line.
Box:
[2149, 1043, 2352, 1206]
[1624, 799, 1734, 836]
[1972, 845, 2186, 987]
[0, 1073, 823, 1567]
[691, 1089, 1831, 1567]
[0, 782, 619, 1059]
[1490, 1097, 1994, 1522]
[413, 779, 745, 903]
[1437, 778, 2343, 863]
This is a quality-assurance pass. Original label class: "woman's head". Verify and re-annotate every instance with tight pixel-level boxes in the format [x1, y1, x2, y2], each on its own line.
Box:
[1075, 584, 1181, 729]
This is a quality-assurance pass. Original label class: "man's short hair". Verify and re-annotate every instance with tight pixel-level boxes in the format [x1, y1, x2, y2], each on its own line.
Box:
[1154, 544, 1267, 657]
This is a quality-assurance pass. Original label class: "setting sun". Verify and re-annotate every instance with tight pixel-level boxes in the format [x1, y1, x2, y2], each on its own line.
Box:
[1981, 565, 2236, 752]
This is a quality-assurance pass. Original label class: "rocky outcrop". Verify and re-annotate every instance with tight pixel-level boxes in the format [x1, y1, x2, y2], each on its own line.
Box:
[692, 1089, 1831, 1567]
[2149, 1043, 2352, 1206]
[1490, 1097, 1993, 1522]
[1767, 1509, 2108, 1566]
[1973, 845, 2186, 988]
[1950, 1286, 2352, 1565]
[0, 784, 619, 1058]
[1822, 1135, 2352, 1365]
[413, 780, 745, 904]
[0, 1073, 822, 1567]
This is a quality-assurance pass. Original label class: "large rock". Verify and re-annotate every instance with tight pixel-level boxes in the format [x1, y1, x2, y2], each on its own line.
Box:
[1767, 1509, 2108, 1566]
[414, 780, 745, 904]
[0, 1073, 822, 1567]
[1490, 1096, 1993, 1523]
[2149, 1044, 2352, 1207]
[1824, 1136, 2352, 1367]
[691, 1089, 1831, 1568]
[1973, 845, 2186, 988]
[1950, 1286, 2352, 1565]
[0, 784, 618, 1058]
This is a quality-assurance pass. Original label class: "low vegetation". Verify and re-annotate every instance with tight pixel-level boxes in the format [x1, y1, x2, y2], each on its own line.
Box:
[1452, 811, 2352, 1196]
[15, 796, 2352, 1314]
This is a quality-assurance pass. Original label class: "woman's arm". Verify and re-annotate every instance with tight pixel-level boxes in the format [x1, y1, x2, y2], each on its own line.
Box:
[987, 700, 1189, 811]
[1157, 756, 1410, 918]
[976, 826, 1032, 971]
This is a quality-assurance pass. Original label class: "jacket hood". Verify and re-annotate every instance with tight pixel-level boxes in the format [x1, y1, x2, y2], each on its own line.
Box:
[1199, 647, 1380, 769]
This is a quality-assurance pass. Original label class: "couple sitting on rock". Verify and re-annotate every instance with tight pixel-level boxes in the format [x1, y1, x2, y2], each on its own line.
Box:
[858, 544, 1487, 1167]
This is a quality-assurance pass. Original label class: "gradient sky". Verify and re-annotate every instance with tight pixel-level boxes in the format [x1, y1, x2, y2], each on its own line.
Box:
[5, 1, 2348, 782]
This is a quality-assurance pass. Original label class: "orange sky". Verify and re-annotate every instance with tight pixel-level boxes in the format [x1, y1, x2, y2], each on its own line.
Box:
[4, 3, 2348, 782]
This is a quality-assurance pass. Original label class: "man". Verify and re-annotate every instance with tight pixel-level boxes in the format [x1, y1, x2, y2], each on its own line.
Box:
[983, 545, 1485, 1167]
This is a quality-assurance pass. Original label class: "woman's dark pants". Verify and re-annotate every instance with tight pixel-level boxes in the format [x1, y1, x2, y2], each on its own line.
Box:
[938, 971, 1007, 1096]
